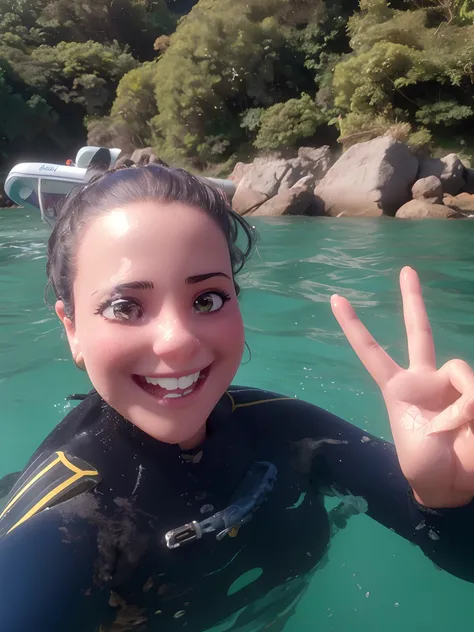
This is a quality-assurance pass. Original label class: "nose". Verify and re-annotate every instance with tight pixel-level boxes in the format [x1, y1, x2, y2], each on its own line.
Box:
[151, 309, 201, 365]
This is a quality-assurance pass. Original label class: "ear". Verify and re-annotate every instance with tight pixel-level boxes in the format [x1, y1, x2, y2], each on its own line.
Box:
[55, 300, 81, 360]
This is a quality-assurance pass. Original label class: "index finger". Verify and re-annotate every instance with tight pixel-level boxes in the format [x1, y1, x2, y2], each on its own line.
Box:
[331, 294, 399, 388]
[400, 267, 436, 370]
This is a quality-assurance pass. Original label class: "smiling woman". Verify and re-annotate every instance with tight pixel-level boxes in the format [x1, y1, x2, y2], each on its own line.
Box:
[54, 196, 245, 446]
[0, 165, 474, 632]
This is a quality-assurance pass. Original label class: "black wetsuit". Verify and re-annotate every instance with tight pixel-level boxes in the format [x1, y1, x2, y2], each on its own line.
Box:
[0, 386, 473, 632]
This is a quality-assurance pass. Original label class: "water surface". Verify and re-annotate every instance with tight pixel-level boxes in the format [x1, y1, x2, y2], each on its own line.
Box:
[1, 207, 473, 631]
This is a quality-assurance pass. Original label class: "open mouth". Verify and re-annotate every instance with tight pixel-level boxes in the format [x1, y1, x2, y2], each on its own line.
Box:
[133, 365, 211, 404]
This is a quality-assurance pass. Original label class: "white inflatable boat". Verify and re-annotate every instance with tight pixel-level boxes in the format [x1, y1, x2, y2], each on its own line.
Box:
[4, 146, 236, 226]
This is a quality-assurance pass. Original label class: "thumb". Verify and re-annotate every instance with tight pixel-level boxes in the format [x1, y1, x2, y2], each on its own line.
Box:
[426, 391, 474, 437]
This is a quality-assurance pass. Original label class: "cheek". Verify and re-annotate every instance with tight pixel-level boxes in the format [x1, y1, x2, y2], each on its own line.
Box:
[210, 306, 245, 359]
[77, 319, 143, 372]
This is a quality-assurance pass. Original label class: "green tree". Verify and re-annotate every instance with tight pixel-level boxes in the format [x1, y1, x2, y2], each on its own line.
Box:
[407, 0, 474, 24]
[253, 93, 325, 151]
[0, 0, 177, 58]
[0, 0, 48, 48]
[333, 0, 474, 145]
[15, 41, 137, 115]
[0, 64, 59, 171]
[88, 61, 159, 152]
[37, 0, 177, 59]
[151, 0, 324, 165]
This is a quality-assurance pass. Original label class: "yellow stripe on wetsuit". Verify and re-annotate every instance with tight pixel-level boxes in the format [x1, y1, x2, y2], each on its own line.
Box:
[0, 451, 98, 535]
[225, 391, 292, 413]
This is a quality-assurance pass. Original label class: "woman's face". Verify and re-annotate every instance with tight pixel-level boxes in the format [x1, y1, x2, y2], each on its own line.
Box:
[56, 201, 245, 447]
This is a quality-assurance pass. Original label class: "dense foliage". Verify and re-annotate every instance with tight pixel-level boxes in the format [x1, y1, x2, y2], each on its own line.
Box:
[2, 0, 474, 176]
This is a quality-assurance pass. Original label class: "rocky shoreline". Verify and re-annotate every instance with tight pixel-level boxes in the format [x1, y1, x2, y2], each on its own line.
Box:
[4, 137, 474, 220]
[229, 136, 474, 220]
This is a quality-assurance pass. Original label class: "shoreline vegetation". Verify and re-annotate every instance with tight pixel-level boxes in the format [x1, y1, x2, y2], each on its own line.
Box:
[2, 0, 474, 217]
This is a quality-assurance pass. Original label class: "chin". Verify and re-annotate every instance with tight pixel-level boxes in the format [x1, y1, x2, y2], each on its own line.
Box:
[126, 406, 207, 446]
[97, 379, 224, 445]
[142, 423, 205, 448]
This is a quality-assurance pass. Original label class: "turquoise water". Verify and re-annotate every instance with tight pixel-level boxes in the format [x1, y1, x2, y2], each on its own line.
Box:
[1, 206, 473, 630]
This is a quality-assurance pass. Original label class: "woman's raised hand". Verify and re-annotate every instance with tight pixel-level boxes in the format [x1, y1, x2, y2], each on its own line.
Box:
[331, 267, 474, 508]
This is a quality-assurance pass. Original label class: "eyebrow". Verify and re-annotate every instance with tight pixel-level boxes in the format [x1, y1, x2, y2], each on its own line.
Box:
[92, 280, 154, 296]
[92, 274, 230, 297]
[185, 272, 231, 284]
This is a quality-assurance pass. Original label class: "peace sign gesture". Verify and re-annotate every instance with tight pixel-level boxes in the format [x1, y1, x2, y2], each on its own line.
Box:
[331, 267, 474, 509]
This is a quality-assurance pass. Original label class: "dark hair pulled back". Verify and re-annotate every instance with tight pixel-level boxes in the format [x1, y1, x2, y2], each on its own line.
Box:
[46, 164, 255, 319]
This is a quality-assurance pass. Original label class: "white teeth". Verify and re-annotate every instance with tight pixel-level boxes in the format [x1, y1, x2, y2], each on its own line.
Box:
[157, 377, 180, 390]
[178, 374, 194, 390]
[144, 371, 200, 390]
[144, 377, 160, 386]
[163, 387, 195, 400]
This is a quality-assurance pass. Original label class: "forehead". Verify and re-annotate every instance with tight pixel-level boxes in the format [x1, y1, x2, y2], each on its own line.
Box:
[75, 201, 232, 285]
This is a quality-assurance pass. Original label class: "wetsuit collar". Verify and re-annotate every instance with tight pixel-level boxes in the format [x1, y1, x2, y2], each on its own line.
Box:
[101, 390, 235, 461]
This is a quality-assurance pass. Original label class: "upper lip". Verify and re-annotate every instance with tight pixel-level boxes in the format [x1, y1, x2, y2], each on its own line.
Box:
[134, 365, 211, 379]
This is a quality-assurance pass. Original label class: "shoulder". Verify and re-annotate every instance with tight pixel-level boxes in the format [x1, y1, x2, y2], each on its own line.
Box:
[227, 384, 371, 443]
[0, 448, 101, 538]
[226, 385, 295, 410]
[227, 385, 340, 434]
[0, 392, 112, 537]
[26, 391, 107, 464]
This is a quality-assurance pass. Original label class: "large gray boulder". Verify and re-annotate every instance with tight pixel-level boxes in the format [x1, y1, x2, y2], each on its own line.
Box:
[411, 176, 443, 204]
[396, 199, 462, 219]
[290, 174, 318, 193]
[231, 188, 268, 215]
[418, 153, 466, 195]
[236, 157, 292, 198]
[231, 157, 291, 214]
[228, 161, 252, 186]
[251, 188, 321, 217]
[231, 147, 333, 214]
[462, 167, 474, 194]
[314, 136, 418, 217]
[443, 192, 474, 214]
[277, 158, 308, 193]
[278, 146, 333, 194]
[298, 145, 333, 172]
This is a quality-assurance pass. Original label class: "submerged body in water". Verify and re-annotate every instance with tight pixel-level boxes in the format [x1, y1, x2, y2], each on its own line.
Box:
[0, 386, 473, 632]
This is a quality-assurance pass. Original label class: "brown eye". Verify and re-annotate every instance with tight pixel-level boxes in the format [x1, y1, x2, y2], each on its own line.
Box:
[101, 298, 143, 322]
[193, 291, 230, 314]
